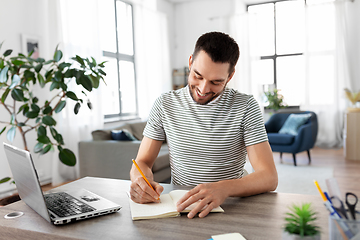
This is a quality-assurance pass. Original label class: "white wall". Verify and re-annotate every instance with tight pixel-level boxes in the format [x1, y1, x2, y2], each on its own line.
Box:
[0, 0, 62, 197]
[173, 0, 240, 69]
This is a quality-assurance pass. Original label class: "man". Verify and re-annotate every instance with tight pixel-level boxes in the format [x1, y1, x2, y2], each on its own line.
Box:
[130, 31, 278, 219]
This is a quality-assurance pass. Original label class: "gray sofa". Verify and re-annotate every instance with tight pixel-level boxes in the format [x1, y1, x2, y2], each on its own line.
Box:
[78, 120, 171, 183]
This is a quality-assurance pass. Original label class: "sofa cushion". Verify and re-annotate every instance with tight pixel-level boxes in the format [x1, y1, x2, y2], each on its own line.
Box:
[278, 113, 311, 136]
[152, 144, 170, 172]
[130, 121, 147, 140]
[267, 133, 295, 145]
[111, 129, 138, 141]
[92, 130, 112, 140]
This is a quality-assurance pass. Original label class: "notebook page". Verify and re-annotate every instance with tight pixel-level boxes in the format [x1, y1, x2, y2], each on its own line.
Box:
[129, 194, 180, 220]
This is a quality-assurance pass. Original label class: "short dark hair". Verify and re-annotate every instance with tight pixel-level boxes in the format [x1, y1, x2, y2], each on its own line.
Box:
[192, 32, 240, 74]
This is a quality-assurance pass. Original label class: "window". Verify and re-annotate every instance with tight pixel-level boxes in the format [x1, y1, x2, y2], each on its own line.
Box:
[99, 0, 138, 119]
[248, 0, 335, 106]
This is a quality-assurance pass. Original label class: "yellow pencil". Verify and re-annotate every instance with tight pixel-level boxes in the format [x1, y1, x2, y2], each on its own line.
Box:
[132, 159, 160, 200]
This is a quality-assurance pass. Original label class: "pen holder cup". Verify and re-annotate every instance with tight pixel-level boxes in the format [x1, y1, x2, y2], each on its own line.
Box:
[329, 212, 360, 240]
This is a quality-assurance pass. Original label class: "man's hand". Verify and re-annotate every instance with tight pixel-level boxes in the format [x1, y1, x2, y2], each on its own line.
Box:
[130, 176, 163, 204]
[176, 182, 229, 219]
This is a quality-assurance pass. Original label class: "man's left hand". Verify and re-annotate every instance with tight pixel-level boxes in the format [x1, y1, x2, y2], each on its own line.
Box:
[175, 181, 229, 219]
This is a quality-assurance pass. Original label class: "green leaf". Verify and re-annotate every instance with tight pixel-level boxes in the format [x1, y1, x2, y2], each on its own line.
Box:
[34, 63, 43, 73]
[74, 102, 81, 114]
[55, 133, 64, 145]
[37, 135, 51, 144]
[89, 75, 100, 89]
[33, 97, 39, 103]
[0, 126, 6, 135]
[53, 50, 63, 62]
[17, 122, 25, 127]
[87, 100, 93, 110]
[80, 75, 92, 92]
[0, 177, 11, 184]
[54, 100, 66, 113]
[11, 59, 25, 66]
[11, 88, 24, 101]
[42, 115, 57, 126]
[10, 114, 15, 124]
[59, 148, 76, 166]
[98, 69, 106, 76]
[17, 103, 28, 114]
[37, 74, 45, 88]
[3, 49, 13, 57]
[0, 65, 9, 83]
[50, 126, 58, 139]
[9, 74, 21, 89]
[42, 105, 52, 114]
[1, 88, 10, 103]
[74, 55, 85, 66]
[50, 81, 60, 91]
[40, 144, 52, 155]
[25, 111, 39, 119]
[37, 125, 47, 136]
[31, 103, 40, 112]
[66, 91, 78, 101]
[34, 142, 44, 153]
[22, 105, 29, 115]
[6, 126, 16, 142]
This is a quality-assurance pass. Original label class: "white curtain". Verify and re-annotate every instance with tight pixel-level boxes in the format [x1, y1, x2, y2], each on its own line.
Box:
[300, 0, 354, 148]
[53, 0, 104, 186]
[133, 5, 172, 119]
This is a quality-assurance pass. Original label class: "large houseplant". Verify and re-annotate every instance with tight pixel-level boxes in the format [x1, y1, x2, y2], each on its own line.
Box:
[283, 203, 320, 240]
[0, 42, 106, 184]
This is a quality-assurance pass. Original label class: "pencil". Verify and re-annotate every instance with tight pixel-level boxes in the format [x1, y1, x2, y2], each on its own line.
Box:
[132, 159, 160, 200]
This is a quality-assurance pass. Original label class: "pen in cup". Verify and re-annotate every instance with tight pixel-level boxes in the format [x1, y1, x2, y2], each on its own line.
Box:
[132, 159, 160, 201]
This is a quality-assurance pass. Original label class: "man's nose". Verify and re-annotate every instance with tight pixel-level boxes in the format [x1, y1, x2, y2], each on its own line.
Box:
[198, 80, 211, 94]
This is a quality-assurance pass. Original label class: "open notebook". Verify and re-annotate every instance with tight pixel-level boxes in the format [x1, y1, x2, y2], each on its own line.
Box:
[129, 189, 224, 220]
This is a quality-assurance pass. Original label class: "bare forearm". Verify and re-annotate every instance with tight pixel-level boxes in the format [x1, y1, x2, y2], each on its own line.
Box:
[218, 169, 278, 198]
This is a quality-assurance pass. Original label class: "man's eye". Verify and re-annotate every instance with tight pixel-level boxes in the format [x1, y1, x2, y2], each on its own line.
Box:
[212, 81, 221, 85]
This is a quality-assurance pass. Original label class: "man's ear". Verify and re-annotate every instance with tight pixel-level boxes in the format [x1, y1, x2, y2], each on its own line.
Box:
[188, 54, 193, 70]
[227, 70, 235, 84]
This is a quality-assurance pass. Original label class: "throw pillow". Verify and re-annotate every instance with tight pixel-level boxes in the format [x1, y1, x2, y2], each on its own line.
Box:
[278, 113, 312, 136]
[111, 129, 138, 141]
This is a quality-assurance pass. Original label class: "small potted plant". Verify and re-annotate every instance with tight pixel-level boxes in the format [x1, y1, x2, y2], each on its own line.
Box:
[264, 88, 287, 111]
[283, 203, 320, 240]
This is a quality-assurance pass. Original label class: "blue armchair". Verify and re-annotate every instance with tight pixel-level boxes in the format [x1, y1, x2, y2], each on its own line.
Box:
[265, 111, 318, 166]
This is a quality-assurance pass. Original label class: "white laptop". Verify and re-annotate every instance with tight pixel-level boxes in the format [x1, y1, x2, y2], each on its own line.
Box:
[3, 142, 121, 225]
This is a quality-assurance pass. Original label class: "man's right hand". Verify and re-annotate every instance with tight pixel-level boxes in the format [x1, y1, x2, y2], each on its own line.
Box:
[130, 176, 163, 204]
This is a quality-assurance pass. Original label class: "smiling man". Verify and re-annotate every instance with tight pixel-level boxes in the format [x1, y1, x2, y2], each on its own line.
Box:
[130, 32, 278, 219]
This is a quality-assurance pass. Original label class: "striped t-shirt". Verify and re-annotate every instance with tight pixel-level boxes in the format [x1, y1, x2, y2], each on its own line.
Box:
[143, 85, 268, 186]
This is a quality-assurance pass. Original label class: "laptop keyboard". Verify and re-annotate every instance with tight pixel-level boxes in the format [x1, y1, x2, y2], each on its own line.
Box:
[44, 192, 96, 218]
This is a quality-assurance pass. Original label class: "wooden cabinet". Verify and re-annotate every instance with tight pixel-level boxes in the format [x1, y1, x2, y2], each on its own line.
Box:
[345, 112, 360, 160]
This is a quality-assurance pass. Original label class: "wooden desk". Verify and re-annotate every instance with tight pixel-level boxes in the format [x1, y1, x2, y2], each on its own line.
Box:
[0, 177, 329, 239]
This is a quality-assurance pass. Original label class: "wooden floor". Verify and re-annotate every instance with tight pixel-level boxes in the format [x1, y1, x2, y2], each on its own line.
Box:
[274, 147, 360, 197]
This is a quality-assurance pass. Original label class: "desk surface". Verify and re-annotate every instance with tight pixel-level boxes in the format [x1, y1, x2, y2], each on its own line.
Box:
[0, 177, 329, 240]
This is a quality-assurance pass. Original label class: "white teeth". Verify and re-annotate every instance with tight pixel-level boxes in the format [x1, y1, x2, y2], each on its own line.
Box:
[197, 89, 206, 97]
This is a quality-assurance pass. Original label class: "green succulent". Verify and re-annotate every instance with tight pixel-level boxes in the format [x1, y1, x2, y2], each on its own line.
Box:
[284, 203, 320, 237]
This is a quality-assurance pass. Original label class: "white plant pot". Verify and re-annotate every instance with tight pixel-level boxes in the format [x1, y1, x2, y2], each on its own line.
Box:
[282, 231, 320, 240]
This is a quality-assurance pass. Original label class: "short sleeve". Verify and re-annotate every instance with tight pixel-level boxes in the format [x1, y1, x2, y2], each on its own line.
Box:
[242, 96, 268, 147]
[143, 96, 166, 141]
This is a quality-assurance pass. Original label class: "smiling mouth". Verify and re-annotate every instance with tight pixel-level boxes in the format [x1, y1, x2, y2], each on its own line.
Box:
[196, 89, 208, 97]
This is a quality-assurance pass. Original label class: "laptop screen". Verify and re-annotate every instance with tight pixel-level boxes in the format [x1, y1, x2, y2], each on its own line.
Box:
[3, 143, 51, 223]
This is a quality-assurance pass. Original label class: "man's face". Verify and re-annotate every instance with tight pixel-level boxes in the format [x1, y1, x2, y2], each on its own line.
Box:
[188, 50, 234, 105]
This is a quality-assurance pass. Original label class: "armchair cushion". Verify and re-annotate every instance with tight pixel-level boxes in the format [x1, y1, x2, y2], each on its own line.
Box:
[267, 133, 295, 145]
[278, 113, 312, 136]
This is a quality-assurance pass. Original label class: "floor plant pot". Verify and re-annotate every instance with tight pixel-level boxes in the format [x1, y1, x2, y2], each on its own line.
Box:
[282, 231, 320, 240]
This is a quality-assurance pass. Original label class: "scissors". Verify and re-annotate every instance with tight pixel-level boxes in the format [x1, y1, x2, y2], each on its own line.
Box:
[345, 192, 358, 220]
[331, 196, 348, 219]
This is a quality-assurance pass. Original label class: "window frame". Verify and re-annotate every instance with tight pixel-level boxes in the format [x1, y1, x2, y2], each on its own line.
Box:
[247, 0, 306, 108]
[103, 0, 138, 120]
